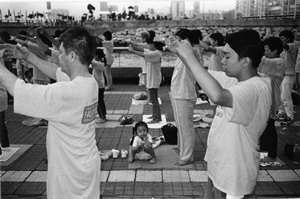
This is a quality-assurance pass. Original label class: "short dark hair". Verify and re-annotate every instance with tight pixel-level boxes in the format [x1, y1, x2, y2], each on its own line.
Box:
[279, 30, 294, 43]
[191, 29, 203, 41]
[103, 31, 112, 41]
[225, 29, 263, 68]
[59, 27, 96, 66]
[176, 29, 198, 45]
[262, 37, 283, 55]
[0, 31, 11, 42]
[210, 32, 224, 46]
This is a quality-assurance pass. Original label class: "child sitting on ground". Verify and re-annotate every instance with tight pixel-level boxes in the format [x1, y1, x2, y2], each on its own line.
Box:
[128, 121, 156, 164]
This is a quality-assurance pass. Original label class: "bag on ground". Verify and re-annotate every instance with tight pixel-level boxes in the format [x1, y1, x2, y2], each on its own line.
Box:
[161, 123, 178, 145]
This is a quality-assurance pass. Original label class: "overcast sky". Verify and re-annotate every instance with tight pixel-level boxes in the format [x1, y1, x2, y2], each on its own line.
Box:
[0, 0, 236, 19]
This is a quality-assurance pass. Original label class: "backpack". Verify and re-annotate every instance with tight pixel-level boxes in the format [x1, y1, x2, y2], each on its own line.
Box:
[161, 123, 178, 145]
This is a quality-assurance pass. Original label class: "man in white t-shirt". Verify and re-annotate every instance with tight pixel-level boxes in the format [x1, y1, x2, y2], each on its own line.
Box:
[176, 29, 272, 199]
[0, 27, 100, 199]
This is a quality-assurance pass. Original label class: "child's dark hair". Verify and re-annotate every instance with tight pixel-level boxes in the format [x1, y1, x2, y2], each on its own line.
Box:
[210, 32, 224, 46]
[95, 49, 107, 66]
[132, 121, 149, 135]
[175, 29, 198, 46]
[262, 37, 283, 55]
[279, 30, 294, 43]
[225, 29, 263, 68]
[103, 31, 112, 41]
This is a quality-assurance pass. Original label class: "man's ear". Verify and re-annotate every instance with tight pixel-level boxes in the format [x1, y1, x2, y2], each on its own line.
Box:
[242, 57, 250, 67]
[69, 51, 76, 62]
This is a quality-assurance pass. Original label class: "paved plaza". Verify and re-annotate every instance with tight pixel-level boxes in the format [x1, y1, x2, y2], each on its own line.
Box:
[1, 83, 300, 199]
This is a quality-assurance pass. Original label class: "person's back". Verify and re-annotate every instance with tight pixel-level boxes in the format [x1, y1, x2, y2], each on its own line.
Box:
[10, 27, 101, 199]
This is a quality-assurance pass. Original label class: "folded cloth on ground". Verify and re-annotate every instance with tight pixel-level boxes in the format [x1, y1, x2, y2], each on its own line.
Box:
[133, 92, 148, 100]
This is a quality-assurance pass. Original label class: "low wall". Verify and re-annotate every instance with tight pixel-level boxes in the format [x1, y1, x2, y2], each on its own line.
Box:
[1, 19, 300, 37]
[84, 19, 300, 36]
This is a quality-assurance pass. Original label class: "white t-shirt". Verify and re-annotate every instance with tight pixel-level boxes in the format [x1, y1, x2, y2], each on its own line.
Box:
[138, 43, 149, 74]
[205, 71, 272, 196]
[102, 41, 114, 65]
[280, 41, 300, 75]
[92, 60, 105, 89]
[258, 56, 285, 119]
[208, 46, 224, 71]
[171, 58, 197, 100]
[132, 134, 153, 147]
[144, 50, 162, 89]
[0, 59, 7, 112]
[295, 41, 300, 73]
[14, 67, 100, 199]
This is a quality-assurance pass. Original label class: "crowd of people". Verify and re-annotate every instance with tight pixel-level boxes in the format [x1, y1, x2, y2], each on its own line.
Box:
[0, 24, 300, 199]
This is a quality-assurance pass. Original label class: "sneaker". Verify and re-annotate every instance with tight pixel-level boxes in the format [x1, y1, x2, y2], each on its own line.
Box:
[99, 118, 106, 123]
[275, 112, 286, 121]
[280, 117, 294, 127]
[1, 147, 11, 151]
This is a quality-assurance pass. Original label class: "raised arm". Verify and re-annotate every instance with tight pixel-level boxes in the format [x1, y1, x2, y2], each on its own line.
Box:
[176, 41, 233, 108]
[0, 47, 18, 96]
[13, 45, 58, 80]
[36, 27, 60, 49]
[199, 40, 217, 54]
[128, 44, 145, 57]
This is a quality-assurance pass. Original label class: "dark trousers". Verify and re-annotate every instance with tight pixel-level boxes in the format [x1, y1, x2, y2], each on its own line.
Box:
[260, 119, 277, 159]
[97, 88, 106, 119]
[0, 111, 10, 148]
[148, 88, 161, 120]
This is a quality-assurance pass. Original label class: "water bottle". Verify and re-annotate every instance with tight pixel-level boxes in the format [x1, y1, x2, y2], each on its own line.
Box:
[293, 144, 299, 164]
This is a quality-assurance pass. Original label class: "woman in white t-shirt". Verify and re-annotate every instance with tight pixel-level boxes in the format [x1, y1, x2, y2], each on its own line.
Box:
[129, 38, 164, 124]
[102, 31, 114, 91]
[0, 51, 10, 159]
[156, 29, 199, 166]
[91, 49, 107, 123]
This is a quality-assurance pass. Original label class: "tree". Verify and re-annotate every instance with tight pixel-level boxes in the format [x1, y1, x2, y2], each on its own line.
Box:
[122, 11, 127, 20]
[87, 4, 95, 20]
[128, 6, 135, 20]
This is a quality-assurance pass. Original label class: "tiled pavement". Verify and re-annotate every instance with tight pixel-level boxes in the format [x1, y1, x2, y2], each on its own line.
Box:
[1, 83, 300, 199]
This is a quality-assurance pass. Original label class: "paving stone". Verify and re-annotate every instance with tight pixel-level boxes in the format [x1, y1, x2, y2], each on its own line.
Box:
[189, 171, 207, 182]
[294, 169, 300, 177]
[101, 171, 110, 182]
[1, 171, 31, 182]
[267, 170, 300, 181]
[257, 170, 273, 182]
[26, 171, 47, 182]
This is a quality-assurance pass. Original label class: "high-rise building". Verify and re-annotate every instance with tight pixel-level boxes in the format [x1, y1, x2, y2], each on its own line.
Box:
[194, 1, 200, 15]
[110, 5, 118, 12]
[171, 1, 185, 19]
[235, 0, 300, 19]
[100, 1, 109, 12]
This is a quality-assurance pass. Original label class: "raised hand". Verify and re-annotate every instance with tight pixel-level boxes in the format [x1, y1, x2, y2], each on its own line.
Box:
[0, 44, 14, 59]
[176, 40, 195, 61]
[12, 45, 30, 60]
